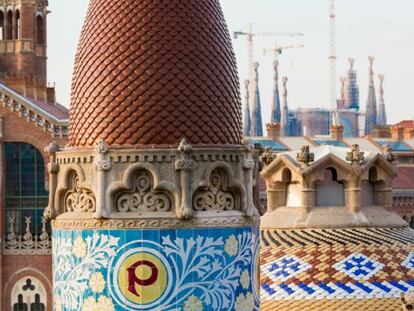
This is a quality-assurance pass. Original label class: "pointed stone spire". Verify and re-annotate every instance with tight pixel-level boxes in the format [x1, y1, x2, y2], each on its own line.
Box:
[344, 58, 360, 110]
[271, 61, 281, 123]
[338, 76, 346, 109]
[250, 62, 263, 136]
[365, 56, 378, 135]
[243, 79, 251, 136]
[377, 74, 387, 126]
[281, 76, 290, 136]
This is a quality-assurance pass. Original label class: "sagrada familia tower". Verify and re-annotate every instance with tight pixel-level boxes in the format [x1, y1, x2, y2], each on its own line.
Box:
[46, 0, 259, 310]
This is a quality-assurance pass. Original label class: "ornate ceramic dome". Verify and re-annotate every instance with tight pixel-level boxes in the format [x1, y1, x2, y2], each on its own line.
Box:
[69, 0, 243, 147]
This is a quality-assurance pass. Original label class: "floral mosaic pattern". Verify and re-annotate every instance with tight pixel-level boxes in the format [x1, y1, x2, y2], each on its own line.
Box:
[53, 227, 259, 311]
[53, 233, 119, 311]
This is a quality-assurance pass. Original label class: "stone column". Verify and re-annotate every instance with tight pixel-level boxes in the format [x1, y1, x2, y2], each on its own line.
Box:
[345, 180, 361, 213]
[267, 183, 287, 213]
[301, 187, 315, 213]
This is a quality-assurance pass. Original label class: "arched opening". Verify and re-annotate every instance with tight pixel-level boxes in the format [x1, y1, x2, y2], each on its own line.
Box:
[4, 143, 49, 246]
[14, 10, 20, 39]
[315, 167, 345, 207]
[6, 10, 13, 40]
[36, 15, 45, 44]
[361, 167, 377, 207]
[283, 168, 301, 207]
[11, 276, 47, 309]
[0, 12, 4, 40]
[193, 168, 239, 211]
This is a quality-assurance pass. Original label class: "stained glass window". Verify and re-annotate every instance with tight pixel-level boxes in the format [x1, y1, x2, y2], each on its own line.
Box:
[4, 142, 49, 238]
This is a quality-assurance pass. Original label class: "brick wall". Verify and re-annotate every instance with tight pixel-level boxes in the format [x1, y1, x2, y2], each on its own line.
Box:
[0, 105, 67, 310]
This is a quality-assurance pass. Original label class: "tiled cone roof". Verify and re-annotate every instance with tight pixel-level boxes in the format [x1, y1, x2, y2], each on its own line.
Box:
[69, 0, 243, 147]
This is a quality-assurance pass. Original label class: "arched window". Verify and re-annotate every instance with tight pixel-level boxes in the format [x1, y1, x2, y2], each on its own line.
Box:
[14, 9, 20, 39]
[11, 276, 47, 310]
[5, 143, 49, 243]
[282, 168, 301, 207]
[6, 10, 13, 40]
[315, 167, 345, 207]
[0, 12, 4, 40]
[36, 15, 44, 44]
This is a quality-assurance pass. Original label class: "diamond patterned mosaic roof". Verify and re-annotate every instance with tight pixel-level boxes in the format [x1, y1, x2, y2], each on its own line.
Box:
[260, 227, 414, 310]
[69, 0, 243, 147]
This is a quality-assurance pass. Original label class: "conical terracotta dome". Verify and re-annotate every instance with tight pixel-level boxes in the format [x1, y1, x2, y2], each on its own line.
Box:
[69, 0, 243, 147]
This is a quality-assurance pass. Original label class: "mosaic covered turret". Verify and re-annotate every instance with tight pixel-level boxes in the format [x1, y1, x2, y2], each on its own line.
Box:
[47, 0, 259, 310]
[259, 144, 414, 310]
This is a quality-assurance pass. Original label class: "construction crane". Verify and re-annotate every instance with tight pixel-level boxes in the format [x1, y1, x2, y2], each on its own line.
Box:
[234, 23, 304, 107]
[263, 42, 305, 63]
[329, 0, 338, 125]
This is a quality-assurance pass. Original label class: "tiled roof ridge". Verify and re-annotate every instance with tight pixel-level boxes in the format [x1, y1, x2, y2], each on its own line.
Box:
[69, 0, 243, 147]
[0, 81, 69, 137]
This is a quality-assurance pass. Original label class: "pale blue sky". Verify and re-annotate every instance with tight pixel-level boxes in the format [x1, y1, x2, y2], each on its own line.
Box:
[47, 0, 414, 124]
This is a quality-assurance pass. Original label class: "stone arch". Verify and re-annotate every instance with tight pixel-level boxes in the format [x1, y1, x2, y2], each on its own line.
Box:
[108, 163, 178, 215]
[4, 268, 51, 311]
[315, 167, 345, 207]
[6, 10, 12, 39]
[193, 163, 243, 212]
[36, 15, 44, 44]
[14, 9, 20, 39]
[0, 11, 4, 40]
[55, 164, 95, 215]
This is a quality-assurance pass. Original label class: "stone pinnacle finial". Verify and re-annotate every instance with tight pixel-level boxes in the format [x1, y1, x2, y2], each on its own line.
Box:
[379, 74, 385, 98]
[244, 79, 250, 98]
[340, 76, 346, 100]
[296, 145, 315, 167]
[282, 76, 288, 100]
[349, 57, 355, 70]
[368, 56, 375, 82]
[254, 62, 259, 83]
[273, 60, 279, 77]
[346, 144, 365, 165]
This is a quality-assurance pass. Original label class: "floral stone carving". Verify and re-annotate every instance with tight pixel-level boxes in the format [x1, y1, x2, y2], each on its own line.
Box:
[194, 169, 236, 211]
[116, 171, 171, 213]
[65, 174, 96, 213]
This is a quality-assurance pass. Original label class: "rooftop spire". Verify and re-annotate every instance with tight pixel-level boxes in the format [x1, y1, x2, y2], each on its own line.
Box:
[271, 61, 281, 123]
[344, 58, 360, 110]
[365, 56, 378, 135]
[377, 74, 387, 126]
[250, 62, 263, 136]
[281, 76, 290, 136]
[338, 76, 346, 109]
[243, 79, 251, 136]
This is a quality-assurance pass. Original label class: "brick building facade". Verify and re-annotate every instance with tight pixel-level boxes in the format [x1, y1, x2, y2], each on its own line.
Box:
[0, 1, 68, 310]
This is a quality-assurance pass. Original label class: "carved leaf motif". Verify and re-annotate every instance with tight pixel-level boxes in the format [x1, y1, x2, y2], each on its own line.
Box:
[116, 171, 171, 212]
[65, 174, 96, 213]
[193, 169, 236, 211]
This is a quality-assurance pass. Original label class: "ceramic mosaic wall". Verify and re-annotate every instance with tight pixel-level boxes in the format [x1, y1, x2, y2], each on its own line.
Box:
[53, 226, 259, 311]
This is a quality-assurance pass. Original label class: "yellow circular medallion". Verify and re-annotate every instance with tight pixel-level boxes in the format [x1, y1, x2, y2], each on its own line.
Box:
[118, 252, 168, 305]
